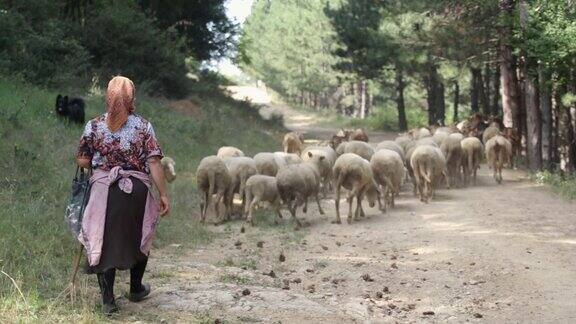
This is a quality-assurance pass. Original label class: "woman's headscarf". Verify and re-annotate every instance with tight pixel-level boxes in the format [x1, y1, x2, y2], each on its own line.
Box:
[106, 76, 135, 132]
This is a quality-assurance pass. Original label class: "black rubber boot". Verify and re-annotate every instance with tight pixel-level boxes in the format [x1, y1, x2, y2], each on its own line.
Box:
[97, 269, 118, 315]
[128, 258, 151, 302]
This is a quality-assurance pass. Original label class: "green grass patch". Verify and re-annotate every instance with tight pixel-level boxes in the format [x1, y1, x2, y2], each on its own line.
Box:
[535, 171, 576, 199]
[219, 274, 250, 285]
[0, 75, 282, 322]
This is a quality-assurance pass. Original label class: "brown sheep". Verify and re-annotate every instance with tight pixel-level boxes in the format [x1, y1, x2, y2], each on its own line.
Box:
[440, 133, 464, 189]
[461, 137, 483, 186]
[370, 149, 405, 209]
[349, 128, 369, 142]
[196, 156, 232, 223]
[283, 132, 304, 155]
[410, 145, 446, 203]
[333, 153, 380, 224]
[485, 135, 512, 184]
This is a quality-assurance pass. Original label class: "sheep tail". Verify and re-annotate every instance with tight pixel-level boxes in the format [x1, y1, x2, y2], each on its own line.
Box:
[208, 171, 216, 196]
[418, 160, 432, 184]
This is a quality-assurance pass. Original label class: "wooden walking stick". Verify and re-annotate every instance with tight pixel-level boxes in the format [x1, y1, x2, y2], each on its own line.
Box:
[69, 244, 84, 303]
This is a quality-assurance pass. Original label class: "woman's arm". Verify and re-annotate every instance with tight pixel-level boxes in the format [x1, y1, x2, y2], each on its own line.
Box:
[148, 156, 170, 216]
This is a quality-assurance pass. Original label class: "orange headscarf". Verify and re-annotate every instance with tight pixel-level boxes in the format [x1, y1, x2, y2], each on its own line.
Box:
[106, 76, 135, 132]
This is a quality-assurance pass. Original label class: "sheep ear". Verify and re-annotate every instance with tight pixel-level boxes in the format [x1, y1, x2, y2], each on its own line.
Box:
[308, 151, 313, 158]
[57, 94, 62, 101]
[64, 96, 69, 103]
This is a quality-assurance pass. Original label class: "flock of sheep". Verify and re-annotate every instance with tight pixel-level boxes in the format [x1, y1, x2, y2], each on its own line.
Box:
[192, 122, 513, 228]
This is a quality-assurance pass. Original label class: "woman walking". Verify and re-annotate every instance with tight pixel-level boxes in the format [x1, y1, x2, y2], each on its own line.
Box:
[76, 76, 170, 314]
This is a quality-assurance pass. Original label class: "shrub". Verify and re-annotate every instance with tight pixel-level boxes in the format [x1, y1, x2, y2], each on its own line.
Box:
[0, 8, 91, 88]
[82, 3, 189, 97]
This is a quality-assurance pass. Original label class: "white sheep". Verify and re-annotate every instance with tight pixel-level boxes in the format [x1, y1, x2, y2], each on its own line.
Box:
[244, 175, 283, 226]
[440, 133, 464, 188]
[276, 156, 325, 228]
[253, 152, 302, 176]
[375, 140, 405, 161]
[370, 149, 405, 209]
[410, 145, 446, 203]
[254, 152, 277, 176]
[336, 140, 375, 161]
[302, 146, 337, 194]
[333, 153, 380, 224]
[161, 156, 176, 183]
[461, 137, 484, 186]
[410, 127, 432, 140]
[217, 146, 245, 159]
[394, 135, 413, 152]
[485, 135, 512, 184]
[482, 126, 500, 144]
[432, 131, 449, 146]
[223, 157, 258, 217]
[196, 156, 232, 223]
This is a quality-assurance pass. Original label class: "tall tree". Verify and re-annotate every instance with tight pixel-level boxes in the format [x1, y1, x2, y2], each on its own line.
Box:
[519, 0, 542, 171]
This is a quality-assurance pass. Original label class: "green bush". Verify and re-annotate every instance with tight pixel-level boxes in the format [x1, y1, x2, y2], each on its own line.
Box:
[535, 171, 576, 200]
[0, 9, 91, 88]
[82, 3, 190, 97]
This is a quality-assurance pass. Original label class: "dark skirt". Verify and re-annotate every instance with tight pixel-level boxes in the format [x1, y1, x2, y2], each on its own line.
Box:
[86, 177, 148, 274]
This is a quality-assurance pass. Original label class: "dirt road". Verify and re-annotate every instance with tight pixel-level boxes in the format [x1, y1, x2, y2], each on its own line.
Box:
[120, 87, 576, 323]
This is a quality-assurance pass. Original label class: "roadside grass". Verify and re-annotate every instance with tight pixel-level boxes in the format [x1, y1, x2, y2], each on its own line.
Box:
[0, 76, 282, 322]
[535, 171, 576, 200]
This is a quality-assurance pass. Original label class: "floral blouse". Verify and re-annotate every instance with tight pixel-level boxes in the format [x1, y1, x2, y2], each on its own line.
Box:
[77, 113, 163, 173]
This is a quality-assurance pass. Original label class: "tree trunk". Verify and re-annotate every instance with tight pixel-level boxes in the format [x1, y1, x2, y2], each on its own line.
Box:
[499, 0, 520, 129]
[365, 81, 371, 117]
[425, 56, 444, 125]
[492, 60, 501, 116]
[480, 66, 490, 115]
[360, 80, 366, 119]
[470, 67, 480, 113]
[453, 81, 460, 122]
[438, 81, 446, 126]
[539, 68, 552, 168]
[395, 66, 408, 131]
[520, 0, 542, 171]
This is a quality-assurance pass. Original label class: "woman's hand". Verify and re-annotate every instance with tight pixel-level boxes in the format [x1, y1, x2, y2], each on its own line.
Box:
[159, 195, 170, 216]
[77, 157, 91, 169]
[148, 156, 170, 217]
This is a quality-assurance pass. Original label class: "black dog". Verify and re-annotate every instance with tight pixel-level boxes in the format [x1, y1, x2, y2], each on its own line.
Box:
[55, 94, 85, 124]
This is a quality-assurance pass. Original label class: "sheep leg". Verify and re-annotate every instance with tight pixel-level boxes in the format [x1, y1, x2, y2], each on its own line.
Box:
[239, 177, 247, 218]
[214, 192, 223, 223]
[357, 190, 365, 219]
[347, 195, 354, 224]
[200, 190, 208, 223]
[302, 198, 308, 213]
[333, 177, 344, 224]
[247, 196, 260, 226]
[314, 192, 324, 215]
